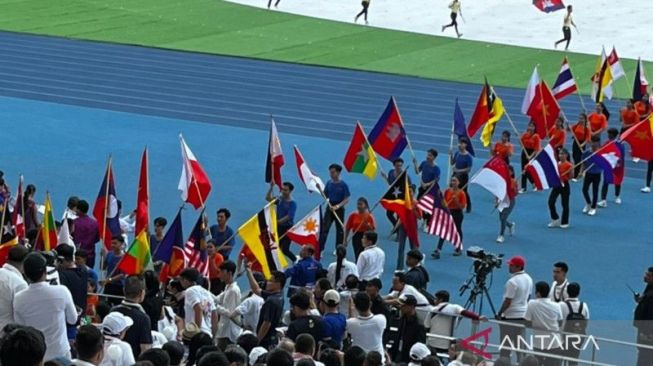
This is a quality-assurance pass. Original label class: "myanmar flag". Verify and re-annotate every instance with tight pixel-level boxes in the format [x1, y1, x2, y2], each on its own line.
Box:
[343, 122, 379, 180]
[41, 193, 58, 251]
[238, 202, 287, 279]
[118, 230, 151, 275]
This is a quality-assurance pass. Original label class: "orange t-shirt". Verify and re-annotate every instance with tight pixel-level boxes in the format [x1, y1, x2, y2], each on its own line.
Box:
[521, 132, 541, 151]
[444, 189, 467, 210]
[621, 108, 640, 128]
[345, 212, 376, 233]
[572, 123, 591, 143]
[549, 127, 566, 149]
[208, 252, 225, 279]
[493, 142, 514, 160]
[558, 161, 573, 183]
[634, 101, 650, 117]
[588, 113, 607, 134]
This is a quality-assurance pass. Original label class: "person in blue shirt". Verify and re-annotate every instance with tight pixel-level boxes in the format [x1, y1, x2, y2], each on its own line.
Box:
[451, 137, 473, 213]
[100, 235, 125, 306]
[266, 181, 298, 262]
[209, 208, 235, 260]
[581, 136, 603, 217]
[74, 248, 98, 290]
[381, 158, 412, 229]
[414, 148, 441, 224]
[319, 164, 350, 253]
[285, 245, 323, 297]
[320, 289, 347, 349]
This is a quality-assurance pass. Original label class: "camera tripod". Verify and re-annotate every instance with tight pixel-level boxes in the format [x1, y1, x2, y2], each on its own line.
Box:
[459, 271, 497, 317]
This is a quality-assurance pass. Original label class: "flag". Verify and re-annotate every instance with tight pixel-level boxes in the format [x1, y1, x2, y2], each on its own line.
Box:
[380, 170, 419, 246]
[58, 217, 74, 246]
[527, 81, 561, 138]
[532, 0, 565, 13]
[468, 80, 505, 146]
[286, 205, 322, 260]
[343, 122, 379, 180]
[293, 145, 325, 194]
[0, 239, 17, 267]
[453, 99, 475, 156]
[11, 175, 24, 240]
[265, 118, 285, 189]
[367, 97, 408, 161]
[117, 230, 152, 275]
[184, 210, 209, 276]
[522, 67, 540, 114]
[525, 144, 561, 190]
[0, 200, 18, 266]
[135, 148, 149, 237]
[552, 57, 578, 100]
[93, 159, 121, 249]
[608, 47, 626, 81]
[470, 156, 514, 211]
[416, 184, 462, 250]
[153, 209, 185, 280]
[587, 141, 622, 184]
[633, 58, 649, 101]
[591, 49, 613, 102]
[178, 135, 212, 209]
[621, 116, 653, 161]
[480, 87, 505, 147]
[238, 203, 288, 279]
[38, 193, 57, 252]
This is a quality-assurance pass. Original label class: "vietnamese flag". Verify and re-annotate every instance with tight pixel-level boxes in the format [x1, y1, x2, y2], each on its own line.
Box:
[621, 116, 653, 161]
[527, 81, 561, 138]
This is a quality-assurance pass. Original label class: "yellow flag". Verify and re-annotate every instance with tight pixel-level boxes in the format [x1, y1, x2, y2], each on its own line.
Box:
[480, 94, 505, 147]
[237, 203, 288, 279]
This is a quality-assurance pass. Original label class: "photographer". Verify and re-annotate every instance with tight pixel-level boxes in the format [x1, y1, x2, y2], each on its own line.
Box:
[496, 255, 533, 360]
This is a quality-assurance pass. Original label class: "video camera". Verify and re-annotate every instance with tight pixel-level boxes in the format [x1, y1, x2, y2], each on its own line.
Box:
[466, 246, 503, 282]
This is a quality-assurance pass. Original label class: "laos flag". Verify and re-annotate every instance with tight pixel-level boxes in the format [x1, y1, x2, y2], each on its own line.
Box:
[533, 0, 565, 13]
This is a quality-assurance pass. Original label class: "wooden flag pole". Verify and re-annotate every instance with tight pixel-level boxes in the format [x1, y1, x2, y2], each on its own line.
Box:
[446, 119, 456, 180]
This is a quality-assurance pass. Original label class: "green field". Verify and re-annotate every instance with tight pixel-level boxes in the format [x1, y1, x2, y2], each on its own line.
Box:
[0, 0, 647, 96]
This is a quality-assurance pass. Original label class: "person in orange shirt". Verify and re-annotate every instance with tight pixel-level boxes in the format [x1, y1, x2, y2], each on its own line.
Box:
[432, 175, 465, 259]
[520, 121, 541, 193]
[620, 99, 641, 134]
[344, 197, 376, 261]
[207, 239, 225, 295]
[588, 103, 608, 137]
[569, 112, 591, 179]
[548, 148, 573, 228]
[634, 95, 651, 119]
[549, 117, 567, 152]
[493, 130, 514, 163]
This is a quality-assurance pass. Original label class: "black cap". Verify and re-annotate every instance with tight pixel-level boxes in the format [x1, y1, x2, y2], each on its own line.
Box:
[55, 244, 75, 260]
[401, 295, 418, 307]
[365, 278, 383, 290]
[406, 249, 424, 261]
[23, 252, 47, 280]
[7, 245, 29, 263]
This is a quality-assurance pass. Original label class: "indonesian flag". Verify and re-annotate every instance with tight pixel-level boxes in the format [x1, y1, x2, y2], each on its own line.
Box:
[178, 135, 212, 209]
[293, 145, 325, 194]
[470, 156, 514, 212]
[11, 175, 24, 240]
[286, 205, 322, 260]
[265, 118, 285, 189]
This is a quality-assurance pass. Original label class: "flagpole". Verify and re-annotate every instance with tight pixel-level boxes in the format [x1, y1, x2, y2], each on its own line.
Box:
[564, 57, 588, 112]
[100, 155, 112, 279]
[0, 200, 7, 242]
[447, 119, 455, 180]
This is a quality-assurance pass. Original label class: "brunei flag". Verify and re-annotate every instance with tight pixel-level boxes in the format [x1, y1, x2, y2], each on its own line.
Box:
[117, 231, 152, 275]
[238, 202, 288, 279]
[380, 170, 419, 246]
[41, 192, 58, 251]
[343, 122, 379, 180]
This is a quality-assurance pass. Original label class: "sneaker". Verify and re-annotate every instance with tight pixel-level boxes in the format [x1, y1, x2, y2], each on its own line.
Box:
[453, 250, 462, 256]
[496, 235, 504, 243]
[441, 26, 445, 32]
[365, 20, 369, 25]
[582, 204, 590, 213]
[509, 222, 516, 236]
[615, 197, 622, 204]
[560, 224, 569, 229]
[431, 251, 441, 259]
[457, 33, 463, 38]
[588, 209, 597, 216]
[518, 188, 526, 194]
[597, 200, 607, 208]
[548, 219, 560, 228]
[633, 157, 641, 163]
[642, 187, 651, 193]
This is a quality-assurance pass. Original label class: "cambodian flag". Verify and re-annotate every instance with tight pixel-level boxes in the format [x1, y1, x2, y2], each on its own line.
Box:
[588, 141, 622, 184]
[525, 144, 561, 190]
[533, 0, 565, 13]
[367, 97, 408, 161]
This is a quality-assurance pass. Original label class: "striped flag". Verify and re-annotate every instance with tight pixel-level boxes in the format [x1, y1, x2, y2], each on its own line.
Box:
[525, 144, 561, 191]
[184, 210, 209, 276]
[417, 184, 462, 250]
[11, 175, 24, 240]
[552, 57, 578, 100]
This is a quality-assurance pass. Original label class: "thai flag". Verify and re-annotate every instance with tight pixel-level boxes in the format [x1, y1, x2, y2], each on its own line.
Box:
[525, 144, 561, 190]
[552, 57, 577, 100]
[588, 141, 622, 184]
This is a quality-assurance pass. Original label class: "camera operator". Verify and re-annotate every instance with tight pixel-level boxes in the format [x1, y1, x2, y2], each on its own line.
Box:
[634, 267, 653, 366]
[496, 255, 533, 360]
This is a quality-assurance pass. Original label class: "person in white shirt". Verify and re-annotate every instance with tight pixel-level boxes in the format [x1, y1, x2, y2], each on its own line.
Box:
[100, 312, 135, 366]
[214, 260, 242, 349]
[73, 325, 105, 366]
[356, 231, 385, 282]
[232, 292, 264, 332]
[384, 271, 431, 323]
[559, 282, 590, 365]
[179, 268, 217, 337]
[327, 245, 359, 290]
[496, 255, 533, 360]
[549, 262, 570, 303]
[62, 196, 79, 220]
[14, 252, 78, 361]
[347, 292, 387, 363]
[525, 281, 564, 366]
[0, 245, 28, 330]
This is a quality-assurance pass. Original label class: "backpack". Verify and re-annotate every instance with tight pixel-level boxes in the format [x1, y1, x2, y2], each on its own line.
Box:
[563, 301, 587, 334]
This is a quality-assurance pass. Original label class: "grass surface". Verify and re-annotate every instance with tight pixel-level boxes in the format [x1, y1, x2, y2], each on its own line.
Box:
[0, 0, 649, 96]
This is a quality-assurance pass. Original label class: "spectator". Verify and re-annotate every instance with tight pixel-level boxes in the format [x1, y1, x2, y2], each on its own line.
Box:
[384, 271, 431, 323]
[179, 268, 217, 336]
[100, 311, 135, 366]
[266, 348, 294, 366]
[391, 295, 426, 363]
[224, 344, 248, 366]
[318, 348, 341, 366]
[73, 325, 105, 365]
[162, 341, 185, 366]
[215, 260, 242, 349]
[56, 243, 88, 343]
[14, 252, 77, 361]
[320, 289, 347, 349]
[559, 282, 589, 366]
[0, 245, 28, 330]
[197, 351, 229, 366]
[293, 333, 325, 365]
[404, 249, 429, 290]
[141, 270, 164, 332]
[365, 278, 389, 319]
[347, 292, 387, 362]
[524, 281, 563, 366]
[285, 244, 322, 297]
[407, 343, 432, 366]
[150, 217, 167, 256]
[72, 200, 100, 268]
[519, 355, 541, 366]
[0, 325, 46, 366]
[287, 291, 326, 342]
[327, 245, 358, 290]
[235, 332, 259, 355]
[344, 345, 366, 366]
[245, 262, 286, 349]
[249, 346, 268, 365]
[75, 248, 99, 290]
[339, 274, 359, 317]
[356, 231, 385, 283]
[112, 275, 153, 358]
[549, 262, 570, 303]
[424, 290, 484, 355]
[497, 255, 533, 360]
[186, 333, 213, 366]
[365, 351, 383, 366]
[101, 236, 126, 306]
[137, 349, 170, 366]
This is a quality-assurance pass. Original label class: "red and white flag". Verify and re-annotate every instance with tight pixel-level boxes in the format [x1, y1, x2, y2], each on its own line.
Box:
[293, 145, 325, 194]
[11, 175, 24, 240]
[265, 119, 285, 189]
[470, 156, 514, 212]
[608, 47, 626, 81]
[521, 67, 540, 114]
[286, 205, 322, 260]
[178, 135, 212, 209]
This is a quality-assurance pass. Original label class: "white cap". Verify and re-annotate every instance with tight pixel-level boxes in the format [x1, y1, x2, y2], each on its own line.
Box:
[102, 312, 134, 336]
[409, 342, 431, 361]
[323, 289, 340, 306]
[249, 346, 268, 366]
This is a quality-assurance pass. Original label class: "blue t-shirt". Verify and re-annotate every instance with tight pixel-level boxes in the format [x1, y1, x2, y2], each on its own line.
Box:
[86, 266, 99, 290]
[285, 257, 323, 288]
[582, 151, 603, 174]
[419, 161, 440, 184]
[105, 252, 123, 276]
[387, 169, 412, 185]
[322, 312, 347, 346]
[453, 152, 473, 171]
[210, 225, 235, 259]
[277, 198, 297, 227]
[324, 180, 350, 205]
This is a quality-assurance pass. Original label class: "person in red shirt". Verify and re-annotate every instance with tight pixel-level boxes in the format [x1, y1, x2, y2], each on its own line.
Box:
[548, 117, 567, 152]
[588, 103, 608, 137]
[493, 130, 514, 163]
[620, 99, 641, 134]
[432, 175, 465, 259]
[497, 166, 517, 244]
[569, 112, 591, 179]
[207, 239, 225, 295]
[344, 197, 376, 261]
[548, 148, 573, 228]
[520, 121, 541, 193]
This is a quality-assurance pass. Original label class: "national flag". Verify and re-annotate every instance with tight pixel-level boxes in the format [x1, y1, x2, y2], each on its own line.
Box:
[117, 230, 152, 275]
[380, 170, 419, 246]
[591, 49, 613, 102]
[293, 145, 325, 194]
[0, 200, 18, 266]
[184, 210, 209, 276]
[468, 80, 505, 146]
[11, 175, 24, 240]
[453, 99, 475, 156]
[0, 238, 17, 267]
[58, 217, 74, 246]
[135, 148, 149, 237]
[532, 0, 565, 13]
[470, 156, 514, 212]
[587, 141, 622, 184]
[552, 57, 578, 100]
[525, 144, 561, 190]
[93, 159, 121, 249]
[527, 81, 561, 138]
[480, 86, 505, 147]
[343, 122, 379, 180]
[522, 67, 540, 114]
[416, 184, 462, 250]
[633, 58, 649, 101]
[265, 118, 285, 189]
[153, 209, 185, 280]
[238, 202, 288, 279]
[607, 47, 626, 81]
[621, 116, 653, 161]
[367, 97, 408, 161]
[178, 135, 212, 209]
[286, 205, 322, 260]
[40, 193, 58, 251]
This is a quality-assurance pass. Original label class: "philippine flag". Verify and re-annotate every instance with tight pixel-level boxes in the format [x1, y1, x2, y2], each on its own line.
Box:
[525, 144, 561, 190]
[588, 141, 622, 184]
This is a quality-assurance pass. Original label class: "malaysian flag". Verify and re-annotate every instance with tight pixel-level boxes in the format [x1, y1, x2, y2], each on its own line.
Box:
[184, 209, 209, 276]
[552, 57, 577, 100]
[417, 184, 462, 250]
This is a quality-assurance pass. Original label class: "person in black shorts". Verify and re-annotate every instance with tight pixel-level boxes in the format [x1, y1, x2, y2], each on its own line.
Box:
[267, 0, 280, 10]
[441, 0, 463, 38]
[554, 5, 578, 50]
[355, 0, 370, 25]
